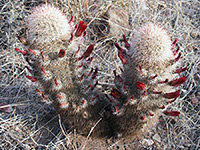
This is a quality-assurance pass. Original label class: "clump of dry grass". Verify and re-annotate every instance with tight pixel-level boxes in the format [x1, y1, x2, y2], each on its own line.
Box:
[0, 0, 199, 149]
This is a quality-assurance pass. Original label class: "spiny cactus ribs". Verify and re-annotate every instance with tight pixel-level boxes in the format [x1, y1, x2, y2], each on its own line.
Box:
[15, 4, 187, 139]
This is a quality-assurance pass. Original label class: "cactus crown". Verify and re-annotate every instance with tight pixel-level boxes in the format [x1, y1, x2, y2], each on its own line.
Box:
[27, 4, 72, 48]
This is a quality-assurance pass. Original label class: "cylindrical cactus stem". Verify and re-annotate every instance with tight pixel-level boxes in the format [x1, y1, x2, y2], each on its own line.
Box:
[109, 23, 187, 138]
[15, 4, 113, 138]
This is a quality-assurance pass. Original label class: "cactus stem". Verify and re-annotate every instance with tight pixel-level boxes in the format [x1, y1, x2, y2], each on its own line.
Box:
[123, 35, 130, 49]
[69, 16, 74, 26]
[15, 48, 28, 55]
[118, 52, 128, 64]
[163, 110, 180, 116]
[171, 38, 178, 50]
[26, 75, 37, 82]
[17, 36, 28, 45]
[136, 81, 146, 90]
[92, 67, 98, 79]
[54, 77, 59, 86]
[41, 67, 47, 76]
[169, 76, 186, 87]
[40, 51, 46, 61]
[75, 21, 87, 37]
[175, 67, 187, 74]
[158, 79, 168, 84]
[164, 90, 180, 99]
[58, 49, 65, 58]
[28, 48, 37, 55]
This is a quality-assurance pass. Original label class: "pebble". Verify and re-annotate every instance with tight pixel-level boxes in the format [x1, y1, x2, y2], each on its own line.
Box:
[152, 133, 161, 143]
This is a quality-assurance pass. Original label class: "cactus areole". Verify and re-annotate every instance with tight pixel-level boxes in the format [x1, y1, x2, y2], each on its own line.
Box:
[15, 4, 186, 139]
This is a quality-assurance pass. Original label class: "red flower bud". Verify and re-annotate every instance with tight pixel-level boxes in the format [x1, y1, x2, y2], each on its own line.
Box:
[163, 111, 180, 116]
[79, 45, 94, 60]
[123, 35, 130, 49]
[26, 76, 37, 82]
[58, 49, 65, 58]
[169, 76, 186, 87]
[136, 81, 146, 90]
[175, 67, 187, 74]
[118, 52, 128, 64]
[164, 90, 180, 99]
[15, 48, 28, 55]
[75, 21, 87, 37]
[111, 88, 121, 99]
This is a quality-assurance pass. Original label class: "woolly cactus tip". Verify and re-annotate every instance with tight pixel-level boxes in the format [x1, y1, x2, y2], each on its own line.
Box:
[27, 4, 72, 46]
[129, 23, 173, 69]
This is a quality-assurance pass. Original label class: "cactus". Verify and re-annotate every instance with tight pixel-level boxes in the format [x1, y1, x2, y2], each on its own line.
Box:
[109, 23, 187, 138]
[15, 4, 186, 139]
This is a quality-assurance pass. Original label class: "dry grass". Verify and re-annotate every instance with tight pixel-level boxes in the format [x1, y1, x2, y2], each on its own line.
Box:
[0, 0, 199, 149]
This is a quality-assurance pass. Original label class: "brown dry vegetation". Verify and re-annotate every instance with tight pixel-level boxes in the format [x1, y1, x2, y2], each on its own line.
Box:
[0, 0, 199, 149]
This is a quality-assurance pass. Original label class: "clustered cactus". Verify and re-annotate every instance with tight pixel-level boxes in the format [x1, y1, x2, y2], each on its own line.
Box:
[15, 4, 187, 139]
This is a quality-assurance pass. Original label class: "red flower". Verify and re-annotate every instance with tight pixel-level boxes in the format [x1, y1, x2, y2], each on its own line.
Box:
[75, 21, 87, 37]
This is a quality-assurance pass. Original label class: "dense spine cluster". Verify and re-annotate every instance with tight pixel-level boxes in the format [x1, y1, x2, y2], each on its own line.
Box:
[15, 4, 187, 139]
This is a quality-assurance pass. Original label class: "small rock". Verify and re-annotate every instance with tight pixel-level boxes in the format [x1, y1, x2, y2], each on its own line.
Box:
[152, 133, 161, 143]
[140, 139, 154, 147]
[191, 97, 198, 105]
